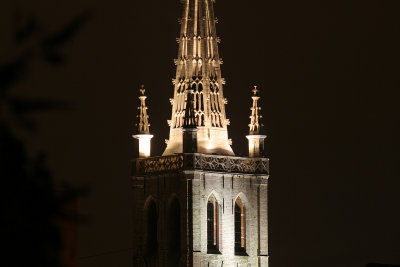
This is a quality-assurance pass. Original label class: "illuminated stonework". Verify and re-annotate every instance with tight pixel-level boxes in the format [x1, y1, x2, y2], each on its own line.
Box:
[131, 0, 270, 266]
[247, 86, 267, 158]
[133, 85, 153, 158]
[133, 154, 269, 176]
[132, 155, 269, 267]
[163, 0, 234, 156]
[133, 134, 153, 158]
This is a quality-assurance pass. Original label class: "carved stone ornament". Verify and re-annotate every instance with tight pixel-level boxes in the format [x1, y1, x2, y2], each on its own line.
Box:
[133, 153, 269, 176]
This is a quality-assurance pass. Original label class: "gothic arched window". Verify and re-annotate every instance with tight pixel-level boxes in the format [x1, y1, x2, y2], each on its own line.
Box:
[145, 199, 158, 266]
[234, 197, 246, 254]
[207, 194, 219, 253]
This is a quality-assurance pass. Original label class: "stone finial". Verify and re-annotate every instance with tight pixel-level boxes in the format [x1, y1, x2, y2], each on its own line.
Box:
[252, 85, 259, 96]
[248, 86, 264, 135]
[135, 85, 151, 134]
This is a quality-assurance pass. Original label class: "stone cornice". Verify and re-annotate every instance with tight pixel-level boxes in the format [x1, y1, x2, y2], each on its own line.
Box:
[132, 153, 269, 176]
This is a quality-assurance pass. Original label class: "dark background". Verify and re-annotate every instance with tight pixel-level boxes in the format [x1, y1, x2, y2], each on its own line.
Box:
[1, 0, 399, 266]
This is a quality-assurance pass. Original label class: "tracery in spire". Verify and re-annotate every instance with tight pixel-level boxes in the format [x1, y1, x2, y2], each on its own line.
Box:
[164, 0, 234, 156]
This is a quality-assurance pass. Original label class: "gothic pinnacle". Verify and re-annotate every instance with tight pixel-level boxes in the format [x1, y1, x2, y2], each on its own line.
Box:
[249, 86, 264, 135]
[132, 85, 153, 158]
[247, 85, 267, 158]
[135, 85, 151, 135]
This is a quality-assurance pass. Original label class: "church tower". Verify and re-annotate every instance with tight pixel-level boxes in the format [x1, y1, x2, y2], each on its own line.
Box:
[132, 1, 269, 266]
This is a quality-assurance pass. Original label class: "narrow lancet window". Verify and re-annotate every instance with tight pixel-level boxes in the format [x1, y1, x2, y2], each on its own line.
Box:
[168, 197, 180, 266]
[145, 200, 158, 266]
[234, 197, 246, 254]
[207, 194, 219, 253]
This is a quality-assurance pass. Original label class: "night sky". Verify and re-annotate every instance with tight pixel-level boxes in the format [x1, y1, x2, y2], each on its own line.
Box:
[1, 0, 400, 266]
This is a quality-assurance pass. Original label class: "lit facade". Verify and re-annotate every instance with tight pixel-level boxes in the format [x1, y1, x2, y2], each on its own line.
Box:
[131, 0, 269, 266]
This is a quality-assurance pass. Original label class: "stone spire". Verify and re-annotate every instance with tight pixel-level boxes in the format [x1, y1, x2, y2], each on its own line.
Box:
[163, 0, 234, 156]
[247, 86, 267, 158]
[133, 85, 153, 158]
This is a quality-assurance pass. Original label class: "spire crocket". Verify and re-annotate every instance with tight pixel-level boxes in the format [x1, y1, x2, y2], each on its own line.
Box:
[163, 0, 234, 156]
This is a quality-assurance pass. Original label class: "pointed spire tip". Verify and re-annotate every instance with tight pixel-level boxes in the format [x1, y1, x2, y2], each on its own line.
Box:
[252, 85, 259, 96]
[140, 84, 146, 95]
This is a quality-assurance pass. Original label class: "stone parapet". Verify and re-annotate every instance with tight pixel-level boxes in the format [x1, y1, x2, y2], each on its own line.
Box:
[133, 153, 269, 176]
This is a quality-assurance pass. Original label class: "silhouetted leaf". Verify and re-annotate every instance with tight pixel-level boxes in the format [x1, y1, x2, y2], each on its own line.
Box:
[7, 97, 69, 131]
[1, 11, 90, 267]
[10, 97, 69, 114]
[0, 52, 32, 92]
[42, 49, 65, 65]
[17, 116, 37, 131]
[15, 17, 38, 43]
[41, 11, 91, 65]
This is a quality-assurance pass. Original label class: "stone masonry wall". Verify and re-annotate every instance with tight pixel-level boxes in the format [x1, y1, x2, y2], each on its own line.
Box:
[132, 170, 269, 267]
